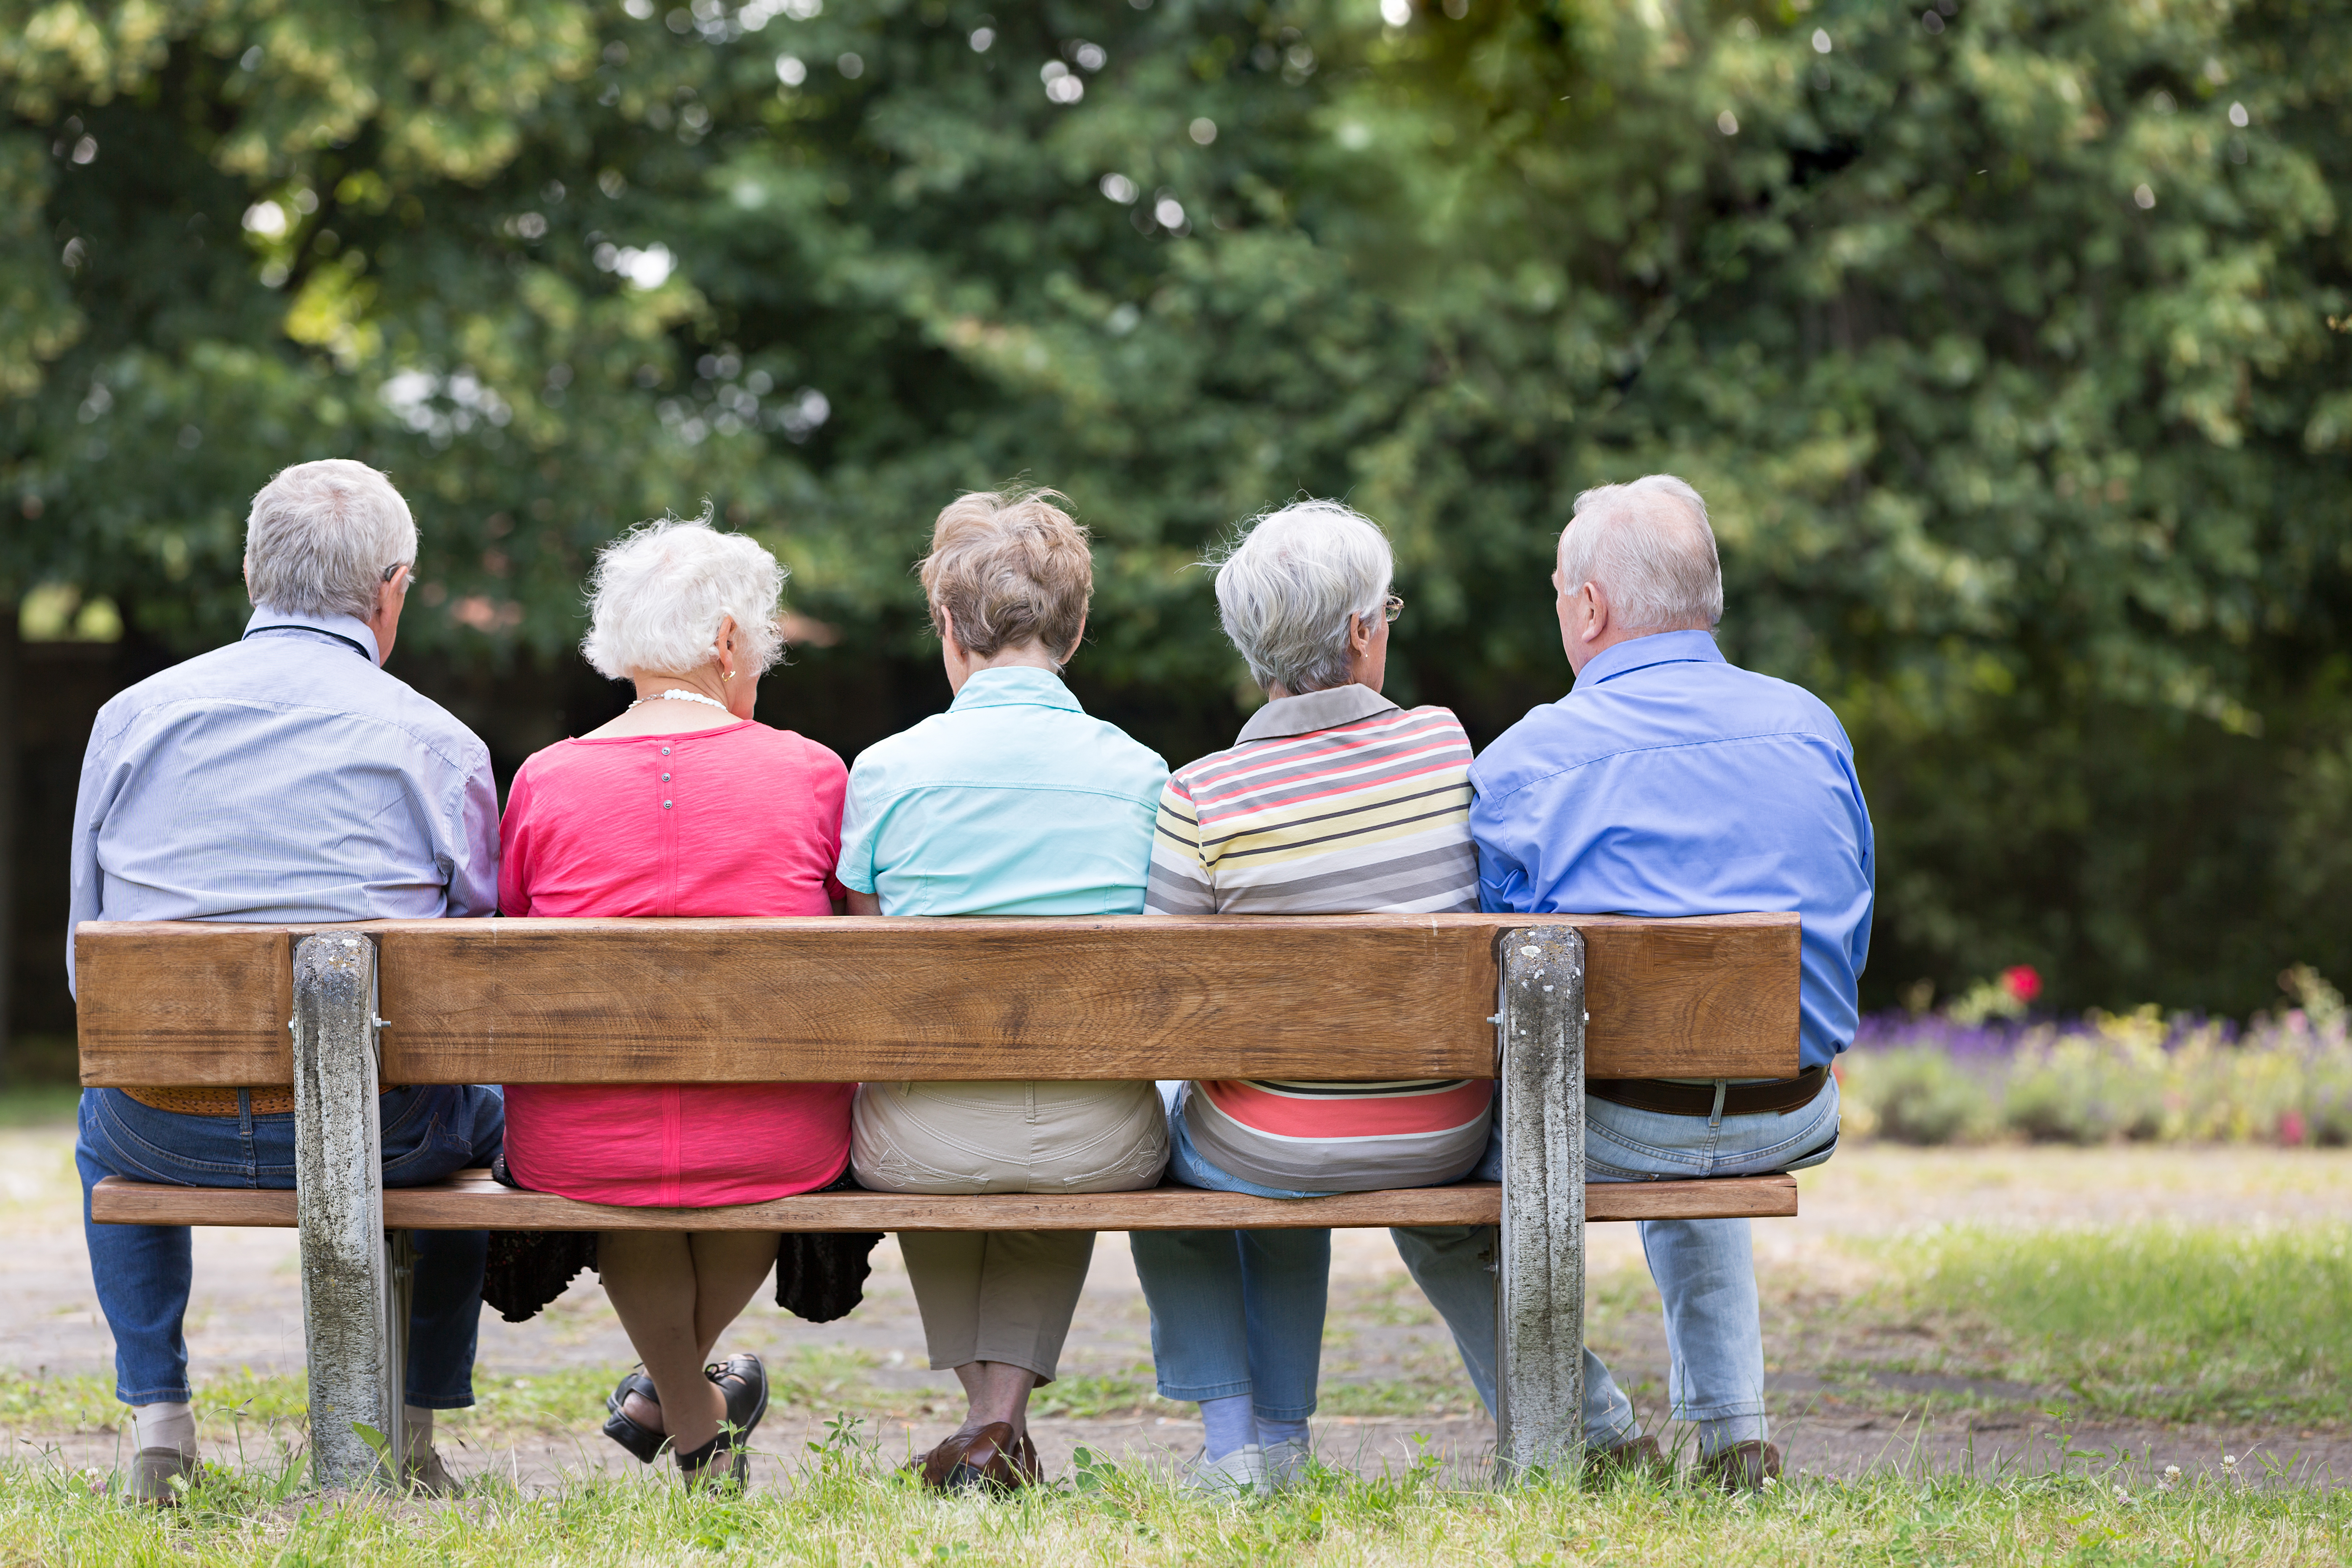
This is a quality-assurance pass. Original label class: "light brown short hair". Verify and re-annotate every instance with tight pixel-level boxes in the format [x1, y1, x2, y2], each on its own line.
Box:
[918, 488, 1093, 662]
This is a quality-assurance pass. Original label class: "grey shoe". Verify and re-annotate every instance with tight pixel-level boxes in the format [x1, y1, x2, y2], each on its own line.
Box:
[1263, 1437, 1313, 1490]
[403, 1447, 463, 1497]
[125, 1447, 197, 1506]
[1177, 1444, 1267, 1499]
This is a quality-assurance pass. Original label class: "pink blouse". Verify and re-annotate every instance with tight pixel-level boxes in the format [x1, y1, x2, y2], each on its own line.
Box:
[497, 720, 854, 1206]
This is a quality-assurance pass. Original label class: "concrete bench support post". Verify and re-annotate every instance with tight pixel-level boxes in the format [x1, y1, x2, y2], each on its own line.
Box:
[1494, 925, 1586, 1477]
[291, 931, 400, 1488]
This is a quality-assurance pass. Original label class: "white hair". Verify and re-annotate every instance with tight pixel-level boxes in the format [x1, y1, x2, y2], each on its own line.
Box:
[1212, 499, 1394, 695]
[244, 459, 418, 620]
[581, 513, 789, 679]
[1559, 474, 1723, 631]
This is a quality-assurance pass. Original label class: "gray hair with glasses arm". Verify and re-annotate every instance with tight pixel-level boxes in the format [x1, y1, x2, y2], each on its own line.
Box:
[243, 459, 419, 621]
[1211, 499, 1395, 695]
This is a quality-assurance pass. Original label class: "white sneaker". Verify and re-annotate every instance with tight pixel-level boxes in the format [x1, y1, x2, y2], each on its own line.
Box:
[1262, 1438, 1313, 1490]
[1178, 1444, 1267, 1498]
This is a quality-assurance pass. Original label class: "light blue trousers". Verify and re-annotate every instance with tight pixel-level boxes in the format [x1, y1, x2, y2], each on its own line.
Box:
[1130, 1087, 1471, 1420]
[1393, 1074, 1841, 1455]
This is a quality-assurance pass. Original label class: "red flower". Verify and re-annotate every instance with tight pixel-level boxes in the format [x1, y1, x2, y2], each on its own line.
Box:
[2000, 965, 2043, 1004]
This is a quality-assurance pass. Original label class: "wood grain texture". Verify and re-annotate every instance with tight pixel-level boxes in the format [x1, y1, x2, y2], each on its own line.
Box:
[75, 924, 293, 1087]
[89, 1173, 1797, 1230]
[74, 913, 1800, 1086]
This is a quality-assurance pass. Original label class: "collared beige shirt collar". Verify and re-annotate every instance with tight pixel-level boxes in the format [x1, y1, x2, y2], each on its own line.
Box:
[1233, 683, 1400, 745]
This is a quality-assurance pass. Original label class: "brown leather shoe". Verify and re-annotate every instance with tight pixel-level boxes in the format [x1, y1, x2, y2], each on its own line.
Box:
[1584, 1434, 1671, 1483]
[1697, 1439, 1782, 1491]
[950, 1423, 1031, 1492]
[909, 1423, 1040, 1493]
[1010, 1431, 1044, 1487]
[911, 1428, 983, 1489]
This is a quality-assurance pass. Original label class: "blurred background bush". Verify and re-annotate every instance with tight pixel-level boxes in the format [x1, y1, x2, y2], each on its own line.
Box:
[0, 0, 2345, 1074]
[1840, 965, 2352, 1146]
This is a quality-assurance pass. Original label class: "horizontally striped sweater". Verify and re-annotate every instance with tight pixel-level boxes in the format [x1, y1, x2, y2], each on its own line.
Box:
[1145, 683, 1493, 1190]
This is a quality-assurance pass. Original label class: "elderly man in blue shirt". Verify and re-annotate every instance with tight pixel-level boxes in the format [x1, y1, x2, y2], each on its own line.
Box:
[1395, 474, 1871, 1490]
[68, 459, 505, 1502]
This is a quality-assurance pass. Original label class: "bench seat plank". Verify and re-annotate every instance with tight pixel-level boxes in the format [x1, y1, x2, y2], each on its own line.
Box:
[90, 1173, 1796, 1231]
[75, 913, 1801, 1087]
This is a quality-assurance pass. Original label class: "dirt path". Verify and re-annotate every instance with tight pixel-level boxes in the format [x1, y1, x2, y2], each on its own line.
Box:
[6, 1125, 2348, 1488]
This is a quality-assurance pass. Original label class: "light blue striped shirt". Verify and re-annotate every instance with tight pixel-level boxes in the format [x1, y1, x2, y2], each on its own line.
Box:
[66, 608, 499, 992]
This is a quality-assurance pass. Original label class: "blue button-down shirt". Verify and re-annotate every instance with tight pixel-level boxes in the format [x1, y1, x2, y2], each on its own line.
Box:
[1469, 630, 1874, 1070]
[836, 666, 1168, 916]
[67, 608, 499, 992]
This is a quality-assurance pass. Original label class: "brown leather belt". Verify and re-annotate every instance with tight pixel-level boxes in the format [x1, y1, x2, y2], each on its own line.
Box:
[120, 1085, 402, 1117]
[1587, 1065, 1830, 1119]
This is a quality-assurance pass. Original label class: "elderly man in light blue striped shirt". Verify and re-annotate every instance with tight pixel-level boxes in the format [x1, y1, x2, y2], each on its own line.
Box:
[67, 459, 505, 1503]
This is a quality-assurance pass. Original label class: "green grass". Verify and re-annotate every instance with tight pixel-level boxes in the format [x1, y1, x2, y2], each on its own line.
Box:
[2, 1443, 2347, 1566]
[1858, 1223, 2352, 1425]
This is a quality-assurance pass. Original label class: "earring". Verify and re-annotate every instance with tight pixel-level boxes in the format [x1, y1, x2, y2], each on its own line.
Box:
[722, 671, 734, 681]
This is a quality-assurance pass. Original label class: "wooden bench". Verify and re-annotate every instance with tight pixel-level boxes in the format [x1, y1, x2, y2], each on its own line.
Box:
[75, 912, 1802, 1485]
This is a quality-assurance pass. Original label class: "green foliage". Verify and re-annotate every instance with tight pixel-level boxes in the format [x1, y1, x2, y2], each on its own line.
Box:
[1843, 1046, 2001, 1145]
[1875, 1221, 2352, 1425]
[1842, 994, 2352, 1144]
[2001, 1030, 2174, 1144]
[0, 0, 2346, 1012]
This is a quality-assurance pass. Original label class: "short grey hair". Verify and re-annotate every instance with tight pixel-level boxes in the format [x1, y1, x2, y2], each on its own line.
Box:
[581, 513, 789, 679]
[1213, 499, 1393, 695]
[244, 459, 418, 620]
[1558, 474, 1723, 631]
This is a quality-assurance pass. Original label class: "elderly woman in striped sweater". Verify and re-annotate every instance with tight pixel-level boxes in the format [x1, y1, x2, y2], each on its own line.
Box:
[1134, 500, 1493, 1496]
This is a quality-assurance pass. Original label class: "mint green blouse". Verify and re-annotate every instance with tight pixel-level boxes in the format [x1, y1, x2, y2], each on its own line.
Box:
[835, 667, 1168, 916]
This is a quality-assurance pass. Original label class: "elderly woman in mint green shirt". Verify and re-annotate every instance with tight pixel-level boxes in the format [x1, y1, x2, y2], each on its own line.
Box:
[838, 488, 1168, 1491]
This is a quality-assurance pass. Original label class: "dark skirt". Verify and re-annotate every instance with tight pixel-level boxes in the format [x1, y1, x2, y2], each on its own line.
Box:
[478, 1157, 881, 1324]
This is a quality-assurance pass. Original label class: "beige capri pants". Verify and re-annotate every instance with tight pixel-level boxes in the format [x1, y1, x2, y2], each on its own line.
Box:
[851, 1080, 1168, 1382]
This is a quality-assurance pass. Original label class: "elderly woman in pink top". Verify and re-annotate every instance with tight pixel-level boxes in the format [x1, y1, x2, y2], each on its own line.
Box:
[498, 515, 852, 1487]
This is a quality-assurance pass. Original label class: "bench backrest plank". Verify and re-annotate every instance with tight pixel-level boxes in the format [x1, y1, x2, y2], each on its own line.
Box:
[75, 912, 1800, 1086]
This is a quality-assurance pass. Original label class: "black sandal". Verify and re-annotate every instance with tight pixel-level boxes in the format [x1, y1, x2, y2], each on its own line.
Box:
[676, 1353, 768, 1490]
[601, 1370, 665, 1463]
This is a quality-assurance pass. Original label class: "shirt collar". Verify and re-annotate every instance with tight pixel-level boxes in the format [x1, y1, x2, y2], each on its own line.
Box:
[1235, 682, 1399, 744]
[243, 607, 381, 665]
[947, 665, 1084, 714]
[1575, 628, 1724, 687]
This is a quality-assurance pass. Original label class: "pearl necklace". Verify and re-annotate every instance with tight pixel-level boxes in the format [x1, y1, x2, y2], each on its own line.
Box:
[626, 689, 732, 713]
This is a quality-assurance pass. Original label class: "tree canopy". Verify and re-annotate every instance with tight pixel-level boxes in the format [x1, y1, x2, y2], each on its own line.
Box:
[3, 0, 2347, 1015]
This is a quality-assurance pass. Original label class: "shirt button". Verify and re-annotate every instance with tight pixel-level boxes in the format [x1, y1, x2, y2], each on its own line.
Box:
[660, 746, 671, 756]
[661, 772, 671, 782]
[663, 800, 673, 809]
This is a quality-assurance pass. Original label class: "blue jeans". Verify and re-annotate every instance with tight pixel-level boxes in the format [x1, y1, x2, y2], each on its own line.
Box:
[1392, 1074, 1840, 1455]
[75, 1085, 505, 1409]
[1130, 1098, 1332, 1418]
